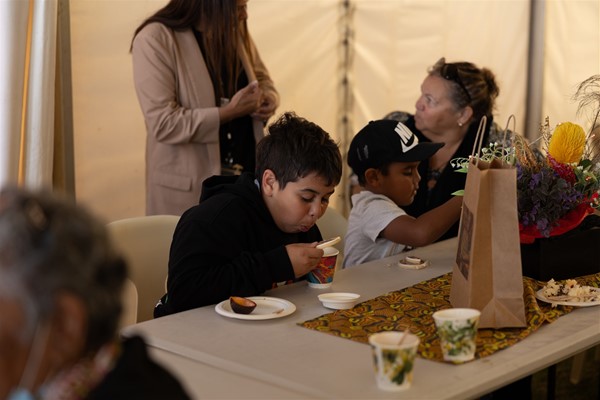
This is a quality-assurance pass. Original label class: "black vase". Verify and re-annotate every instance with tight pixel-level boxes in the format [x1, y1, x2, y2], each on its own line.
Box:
[520, 215, 600, 281]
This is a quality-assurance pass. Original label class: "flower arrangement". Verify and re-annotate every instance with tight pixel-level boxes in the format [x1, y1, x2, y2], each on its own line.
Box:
[513, 119, 599, 242]
[452, 75, 600, 244]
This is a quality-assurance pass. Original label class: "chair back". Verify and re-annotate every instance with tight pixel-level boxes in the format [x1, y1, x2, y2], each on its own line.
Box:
[107, 215, 179, 322]
[119, 278, 138, 328]
[317, 207, 348, 268]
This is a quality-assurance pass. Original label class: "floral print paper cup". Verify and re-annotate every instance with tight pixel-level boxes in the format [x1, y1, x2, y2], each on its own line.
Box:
[433, 308, 480, 363]
[368, 331, 419, 391]
[307, 247, 339, 288]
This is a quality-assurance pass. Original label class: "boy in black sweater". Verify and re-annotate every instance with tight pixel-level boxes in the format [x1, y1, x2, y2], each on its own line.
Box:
[155, 112, 343, 317]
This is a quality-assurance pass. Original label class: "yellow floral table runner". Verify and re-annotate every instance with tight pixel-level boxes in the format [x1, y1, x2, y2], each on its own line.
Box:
[298, 272, 600, 363]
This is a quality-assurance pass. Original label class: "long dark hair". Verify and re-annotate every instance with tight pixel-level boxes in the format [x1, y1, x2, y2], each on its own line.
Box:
[131, 0, 244, 100]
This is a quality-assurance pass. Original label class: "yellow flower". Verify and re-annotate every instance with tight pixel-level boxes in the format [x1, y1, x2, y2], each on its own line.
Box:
[547, 122, 586, 164]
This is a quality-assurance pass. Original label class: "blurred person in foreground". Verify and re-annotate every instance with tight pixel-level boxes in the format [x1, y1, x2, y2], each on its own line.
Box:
[0, 187, 190, 400]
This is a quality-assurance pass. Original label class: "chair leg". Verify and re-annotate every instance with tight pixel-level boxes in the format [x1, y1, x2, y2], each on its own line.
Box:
[547, 364, 556, 400]
[569, 351, 587, 385]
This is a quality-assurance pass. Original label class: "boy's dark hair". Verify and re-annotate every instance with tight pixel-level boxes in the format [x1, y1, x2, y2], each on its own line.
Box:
[256, 112, 342, 189]
[355, 164, 392, 186]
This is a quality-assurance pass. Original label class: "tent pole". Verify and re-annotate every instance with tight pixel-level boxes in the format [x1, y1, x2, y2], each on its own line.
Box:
[525, 0, 546, 143]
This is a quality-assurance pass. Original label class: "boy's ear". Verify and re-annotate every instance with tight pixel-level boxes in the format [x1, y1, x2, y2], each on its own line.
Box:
[261, 169, 278, 196]
[364, 168, 380, 187]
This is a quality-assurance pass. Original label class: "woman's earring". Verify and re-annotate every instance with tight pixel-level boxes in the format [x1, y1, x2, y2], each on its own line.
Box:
[458, 121, 464, 127]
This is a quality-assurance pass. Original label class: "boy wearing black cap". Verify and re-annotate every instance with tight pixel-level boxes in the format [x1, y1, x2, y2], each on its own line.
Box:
[343, 119, 463, 268]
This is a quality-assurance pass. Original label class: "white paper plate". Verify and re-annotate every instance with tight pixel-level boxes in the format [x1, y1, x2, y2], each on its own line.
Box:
[215, 296, 296, 320]
[535, 287, 600, 307]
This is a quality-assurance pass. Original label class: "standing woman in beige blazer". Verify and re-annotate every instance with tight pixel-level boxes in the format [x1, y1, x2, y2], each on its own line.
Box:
[131, 0, 279, 215]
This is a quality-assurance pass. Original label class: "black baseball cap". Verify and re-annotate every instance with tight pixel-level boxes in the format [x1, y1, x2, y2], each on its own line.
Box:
[348, 120, 444, 177]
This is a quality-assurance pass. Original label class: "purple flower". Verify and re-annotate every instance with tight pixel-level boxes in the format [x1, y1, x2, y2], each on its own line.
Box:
[517, 163, 586, 237]
[529, 171, 542, 188]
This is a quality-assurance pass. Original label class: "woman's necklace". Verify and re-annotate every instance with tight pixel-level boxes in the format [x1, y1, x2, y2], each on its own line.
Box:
[427, 166, 444, 190]
[426, 140, 461, 190]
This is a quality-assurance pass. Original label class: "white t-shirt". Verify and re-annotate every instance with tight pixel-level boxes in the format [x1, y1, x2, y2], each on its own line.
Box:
[343, 190, 407, 268]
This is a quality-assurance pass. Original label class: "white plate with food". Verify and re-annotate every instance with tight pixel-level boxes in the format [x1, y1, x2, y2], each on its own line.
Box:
[215, 296, 296, 320]
[535, 287, 600, 307]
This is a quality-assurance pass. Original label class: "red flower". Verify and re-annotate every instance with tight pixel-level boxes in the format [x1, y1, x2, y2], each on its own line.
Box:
[547, 155, 577, 184]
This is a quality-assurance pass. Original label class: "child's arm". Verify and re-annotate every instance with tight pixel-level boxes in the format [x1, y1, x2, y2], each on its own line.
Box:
[381, 196, 463, 247]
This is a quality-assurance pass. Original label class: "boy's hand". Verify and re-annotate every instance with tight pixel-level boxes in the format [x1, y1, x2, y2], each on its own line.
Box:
[286, 243, 324, 278]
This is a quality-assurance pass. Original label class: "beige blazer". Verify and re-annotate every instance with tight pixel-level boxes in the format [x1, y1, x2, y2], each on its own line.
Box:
[132, 23, 278, 215]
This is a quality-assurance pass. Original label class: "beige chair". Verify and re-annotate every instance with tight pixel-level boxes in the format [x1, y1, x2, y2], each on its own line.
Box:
[317, 206, 349, 269]
[119, 278, 138, 328]
[107, 215, 180, 322]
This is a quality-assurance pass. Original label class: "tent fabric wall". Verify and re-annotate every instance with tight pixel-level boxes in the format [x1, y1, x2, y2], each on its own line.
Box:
[70, 0, 151, 219]
[68, 0, 599, 222]
[352, 0, 528, 131]
[543, 0, 600, 131]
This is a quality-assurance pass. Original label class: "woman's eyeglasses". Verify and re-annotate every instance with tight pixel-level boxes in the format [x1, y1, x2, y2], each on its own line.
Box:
[441, 63, 471, 103]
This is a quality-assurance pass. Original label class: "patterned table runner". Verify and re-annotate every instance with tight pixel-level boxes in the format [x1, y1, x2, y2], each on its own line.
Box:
[299, 272, 600, 363]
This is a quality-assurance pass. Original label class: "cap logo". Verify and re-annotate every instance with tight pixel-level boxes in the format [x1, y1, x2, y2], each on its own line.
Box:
[395, 122, 418, 153]
[361, 144, 369, 160]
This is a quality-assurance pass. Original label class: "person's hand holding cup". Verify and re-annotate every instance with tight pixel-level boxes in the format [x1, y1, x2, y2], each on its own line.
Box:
[307, 247, 339, 288]
[432, 308, 480, 363]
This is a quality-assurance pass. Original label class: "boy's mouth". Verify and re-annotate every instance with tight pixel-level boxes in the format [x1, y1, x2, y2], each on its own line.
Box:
[299, 225, 310, 232]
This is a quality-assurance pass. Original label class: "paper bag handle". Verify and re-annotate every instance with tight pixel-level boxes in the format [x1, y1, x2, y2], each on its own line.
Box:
[500, 115, 516, 165]
[470, 116, 488, 166]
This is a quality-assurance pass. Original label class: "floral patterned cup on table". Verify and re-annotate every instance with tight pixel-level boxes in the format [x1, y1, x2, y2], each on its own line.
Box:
[368, 331, 419, 391]
[307, 247, 339, 288]
[433, 308, 480, 363]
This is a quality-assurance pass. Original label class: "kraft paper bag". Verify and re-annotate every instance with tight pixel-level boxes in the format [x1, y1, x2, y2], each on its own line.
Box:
[450, 117, 526, 329]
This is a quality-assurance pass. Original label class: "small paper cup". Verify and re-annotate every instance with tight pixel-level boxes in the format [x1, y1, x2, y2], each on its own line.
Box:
[432, 308, 480, 363]
[307, 247, 339, 288]
[368, 331, 419, 391]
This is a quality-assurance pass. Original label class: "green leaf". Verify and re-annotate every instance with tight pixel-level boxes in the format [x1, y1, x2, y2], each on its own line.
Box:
[452, 190, 465, 196]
